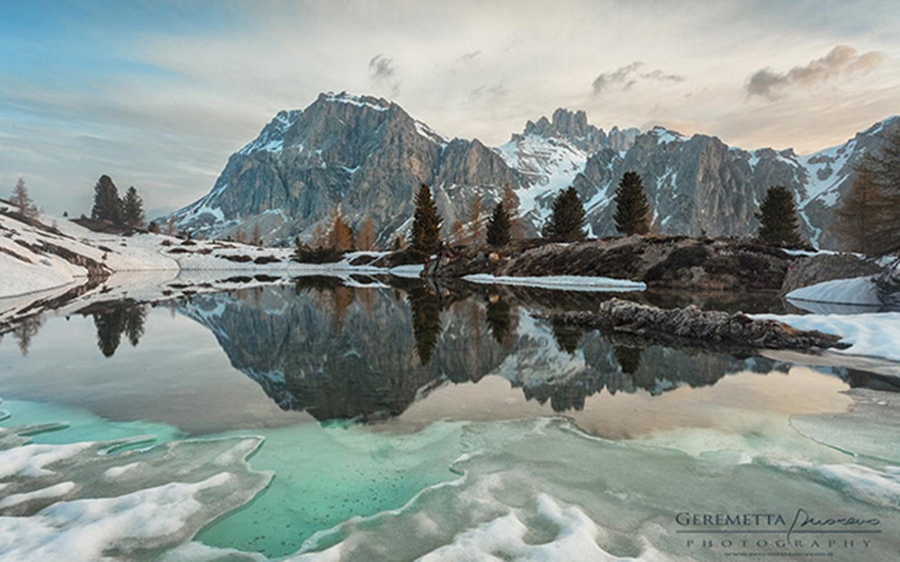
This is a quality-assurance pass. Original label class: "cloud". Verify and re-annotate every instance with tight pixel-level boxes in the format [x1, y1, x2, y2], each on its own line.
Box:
[457, 51, 482, 64]
[368, 54, 400, 96]
[368, 54, 396, 81]
[592, 62, 683, 95]
[746, 45, 889, 98]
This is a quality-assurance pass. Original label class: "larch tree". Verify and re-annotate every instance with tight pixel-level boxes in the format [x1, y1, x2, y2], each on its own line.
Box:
[355, 216, 378, 251]
[834, 129, 900, 255]
[91, 175, 122, 224]
[122, 186, 145, 228]
[542, 186, 587, 241]
[756, 185, 803, 248]
[833, 165, 885, 254]
[411, 183, 443, 255]
[486, 202, 511, 247]
[327, 206, 355, 252]
[613, 171, 651, 235]
[250, 223, 263, 247]
[467, 192, 485, 244]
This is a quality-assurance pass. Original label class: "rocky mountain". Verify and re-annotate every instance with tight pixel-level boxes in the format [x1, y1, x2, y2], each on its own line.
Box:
[167, 91, 899, 249]
[169, 93, 521, 246]
[569, 118, 900, 247]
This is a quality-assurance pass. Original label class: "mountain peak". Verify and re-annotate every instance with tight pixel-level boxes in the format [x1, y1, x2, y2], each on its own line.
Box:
[318, 91, 393, 112]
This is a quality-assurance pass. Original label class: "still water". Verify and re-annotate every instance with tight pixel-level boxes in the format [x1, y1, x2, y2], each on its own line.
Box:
[0, 280, 897, 561]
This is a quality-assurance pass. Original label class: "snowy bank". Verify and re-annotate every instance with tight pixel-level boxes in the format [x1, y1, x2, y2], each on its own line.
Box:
[463, 274, 646, 292]
[753, 312, 900, 362]
[786, 276, 881, 306]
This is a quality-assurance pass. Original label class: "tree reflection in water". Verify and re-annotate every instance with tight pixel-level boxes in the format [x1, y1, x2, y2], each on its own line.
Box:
[89, 302, 148, 357]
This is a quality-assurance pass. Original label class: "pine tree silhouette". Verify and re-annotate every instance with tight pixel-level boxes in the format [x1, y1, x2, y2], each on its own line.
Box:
[542, 186, 587, 241]
[486, 202, 511, 246]
[613, 171, 651, 235]
[411, 183, 443, 255]
[756, 185, 803, 248]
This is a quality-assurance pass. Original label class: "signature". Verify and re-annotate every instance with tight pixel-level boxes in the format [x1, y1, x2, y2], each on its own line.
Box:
[786, 508, 880, 542]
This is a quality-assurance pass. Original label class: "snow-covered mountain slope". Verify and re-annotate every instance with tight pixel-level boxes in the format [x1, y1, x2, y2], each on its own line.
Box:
[165, 91, 898, 249]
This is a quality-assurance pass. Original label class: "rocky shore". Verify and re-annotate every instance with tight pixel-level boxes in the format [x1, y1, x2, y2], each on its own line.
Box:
[426, 235, 799, 291]
[540, 298, 848, 352]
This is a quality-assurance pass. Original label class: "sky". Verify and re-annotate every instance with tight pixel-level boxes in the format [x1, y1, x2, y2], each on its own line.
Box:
[2, 0, 899, 218]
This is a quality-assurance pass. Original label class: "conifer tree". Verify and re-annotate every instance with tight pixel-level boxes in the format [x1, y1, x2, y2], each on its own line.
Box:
[327, 206, 355, 252]
[91, 175, 122, 224]
[411, 183, 442, 254]
[833, 130, 900, 255]
[250, 223, 263, 247]
[542, 186, 587, 241]
[10, 177, 38, 219]
[501, 183, 523, 240]
[833, 166, 884, 254]
[122, 186, 145, 227]
[756, 185, 803, 248]
[486, 202, 511, 246]
[355, 216, 378, 251]
[467, 192, 485, 243]
[613, 171, 651, 235]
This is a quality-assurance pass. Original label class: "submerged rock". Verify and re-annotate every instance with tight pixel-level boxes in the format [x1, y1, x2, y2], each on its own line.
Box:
[544, 298, 847, 352]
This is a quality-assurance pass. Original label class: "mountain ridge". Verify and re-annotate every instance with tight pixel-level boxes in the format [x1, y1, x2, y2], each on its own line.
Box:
[166, 91, 899, 249]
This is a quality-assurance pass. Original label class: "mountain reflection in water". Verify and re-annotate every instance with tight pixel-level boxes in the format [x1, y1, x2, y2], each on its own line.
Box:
[170, 280, 798, 422]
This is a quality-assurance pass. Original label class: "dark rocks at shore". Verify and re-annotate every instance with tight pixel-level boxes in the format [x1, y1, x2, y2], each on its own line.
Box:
[427, 236, 798, 291]
[541, 298, 847, 352]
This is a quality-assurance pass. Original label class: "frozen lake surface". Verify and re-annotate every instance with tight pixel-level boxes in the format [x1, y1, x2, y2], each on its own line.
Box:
[1, 282, 898, 561]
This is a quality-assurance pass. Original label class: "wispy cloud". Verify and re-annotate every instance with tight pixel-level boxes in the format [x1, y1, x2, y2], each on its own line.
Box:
[592, 62, 683, 95]
[746, 45, 889, 98]
[369, 54, 400, 97]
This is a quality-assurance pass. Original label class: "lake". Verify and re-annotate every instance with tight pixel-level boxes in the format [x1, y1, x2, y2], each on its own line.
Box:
[1, 278, 898, 561]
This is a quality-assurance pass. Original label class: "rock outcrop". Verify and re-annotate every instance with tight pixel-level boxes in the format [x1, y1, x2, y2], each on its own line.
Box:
[430, 236, 799, 292]
[780, 253, 884, 295]
[544, 298, 846, 352]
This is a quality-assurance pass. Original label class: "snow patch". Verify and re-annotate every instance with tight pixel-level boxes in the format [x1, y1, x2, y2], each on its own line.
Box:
[464, 274, 646, 292]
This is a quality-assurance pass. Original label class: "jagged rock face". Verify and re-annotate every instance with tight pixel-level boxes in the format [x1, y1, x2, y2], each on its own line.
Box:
[571, 118, 900, 246]
[574, 130, 800, 238]
[168, 91, 898, 249]
[170, 93, 524, 246]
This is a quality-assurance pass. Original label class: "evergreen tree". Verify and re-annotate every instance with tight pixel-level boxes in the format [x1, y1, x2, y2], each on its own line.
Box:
[122, 186, 145, 227]
[486, 202, 511, 246]
[91, 175, 122, 223]
[613, 171, 651, 235]
[501, 183, 523, 240]
[10, 177, 38, 219]
[411, 183, 443, 254]
[756, 185, 803, 248]
[542, 186, 587, 241]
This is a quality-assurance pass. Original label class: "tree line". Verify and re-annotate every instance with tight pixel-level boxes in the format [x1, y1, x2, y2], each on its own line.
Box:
[91, 175, 145, 228]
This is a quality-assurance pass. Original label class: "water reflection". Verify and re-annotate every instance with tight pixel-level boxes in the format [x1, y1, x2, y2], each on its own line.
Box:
[171, 279, 818, 421]
[83, 301, 148, 357]
[3, 278, 896, 429]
